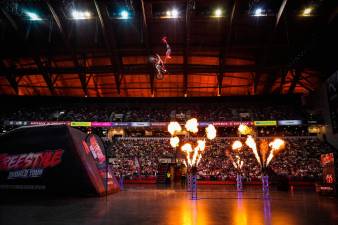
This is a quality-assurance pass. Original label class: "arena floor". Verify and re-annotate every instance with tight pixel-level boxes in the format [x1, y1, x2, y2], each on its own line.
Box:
[0, 185, 337, 225]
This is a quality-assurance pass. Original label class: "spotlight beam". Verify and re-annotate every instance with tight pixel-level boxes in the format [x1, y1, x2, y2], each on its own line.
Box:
[93, 0, 122, 95]
[46, 0, 88, 96]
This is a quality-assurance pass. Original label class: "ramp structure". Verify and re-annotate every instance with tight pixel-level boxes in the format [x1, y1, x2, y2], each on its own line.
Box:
[0, 125, 119, 196]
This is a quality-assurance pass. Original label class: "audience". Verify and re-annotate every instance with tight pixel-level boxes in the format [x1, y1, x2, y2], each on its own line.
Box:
[1, 102, 310, 123]
[108, 137, 327, 181]
[0, 101, 327, 182]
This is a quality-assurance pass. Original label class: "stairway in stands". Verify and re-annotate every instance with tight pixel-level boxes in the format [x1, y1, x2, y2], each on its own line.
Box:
[156, 164, 169, 184]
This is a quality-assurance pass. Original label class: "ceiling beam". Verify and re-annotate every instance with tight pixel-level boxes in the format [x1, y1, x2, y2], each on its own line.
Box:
[275, 0, 288, 30]
[288, 69, 302, 94]
[33, 56, 56, 95]
[0, 61, 18, 95]
[286, 1, 337, 74]
[0, 64, 293, 76]
[276, 68, 288, 94]
[258, 0, 289, 94]
[218, 0, 238, 96]
[183, 0, 192, 96]
[263, 71, 277, 94]
[140, 0, 155, 96]
[298, 80, 315, 92]
[0, 8, 18, 31]
[46, 0, 88, 96]
[1, 84, 250, 90]
[93, 0, 122, 95]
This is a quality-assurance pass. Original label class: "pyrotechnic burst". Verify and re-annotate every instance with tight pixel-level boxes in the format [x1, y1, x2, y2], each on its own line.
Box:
[235, 155, 244, 169]
[181, 143, 193, 153]
[185, 118, 198, 133]
[197, 139, 206, 151]
[181, 140, 206, 167]
[245, 135, 261, 166]
[244, 134, 286, 169]
[167, 121, 182, 136]
[266, 138, 285, 166]
[170, 136, 180, 147]
[226, 148, 244, 170]
[170, 118, 216, 168]
[232, 140, 243, 151]
[227, 141, 245, 171]
[238, 124, 253, 135]
[259, 140, 269, 167]
[206, 124, 217, 140]
[181, 143, 193, 166]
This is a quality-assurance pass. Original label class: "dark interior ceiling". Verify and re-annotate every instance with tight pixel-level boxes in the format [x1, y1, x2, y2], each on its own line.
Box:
[0, 0, 337, 97]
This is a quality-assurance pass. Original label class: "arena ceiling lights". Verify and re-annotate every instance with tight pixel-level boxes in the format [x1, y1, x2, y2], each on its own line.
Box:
[24, 11, 43, 21]
[71, 10, 92, 20]
[119, 10, 129, 19]
[302, 7, 313, 17]
[212, 8, 223, 18]
[165, 9, 180, 18]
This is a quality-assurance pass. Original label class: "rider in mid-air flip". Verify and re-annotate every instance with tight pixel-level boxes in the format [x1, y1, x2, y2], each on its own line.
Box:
[150, 36, 172, 80]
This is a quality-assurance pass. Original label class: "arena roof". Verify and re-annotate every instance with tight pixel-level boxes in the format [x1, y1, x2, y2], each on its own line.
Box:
[0, 0, 337, 97]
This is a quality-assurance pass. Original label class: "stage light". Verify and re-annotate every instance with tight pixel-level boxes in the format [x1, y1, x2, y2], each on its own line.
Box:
[214, 8, 222, 17]
[25, 11, 42, 21]
[72, 10, 91, 20]
[254, 8, 263, 16]
[171, 9, 179, 18]
[302, 7, 312, 16]
[166, 10, 171, 17]
[120, 10, 129, 19]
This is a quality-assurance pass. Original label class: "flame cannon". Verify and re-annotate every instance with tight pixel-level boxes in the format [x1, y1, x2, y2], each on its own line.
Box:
[236, 125, 286, 197]
[168, 119, 216, 200]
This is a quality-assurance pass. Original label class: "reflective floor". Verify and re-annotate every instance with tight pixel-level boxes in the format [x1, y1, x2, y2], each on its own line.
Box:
[0, 185, 337, 225]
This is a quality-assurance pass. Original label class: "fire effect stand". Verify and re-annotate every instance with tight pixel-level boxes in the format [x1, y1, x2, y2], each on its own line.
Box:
[262, 175, 269, 198]
[191, 167, 198, 200]
[236, 174, 243, 192]
[187, 173, 192, 192]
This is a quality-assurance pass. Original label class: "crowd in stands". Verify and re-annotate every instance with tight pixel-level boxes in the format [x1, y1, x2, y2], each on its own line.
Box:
[0, 100, 328, 182]
[108, 137, 328, 181]
[109, 138, 175, 178]
[1, 101, 310, 123]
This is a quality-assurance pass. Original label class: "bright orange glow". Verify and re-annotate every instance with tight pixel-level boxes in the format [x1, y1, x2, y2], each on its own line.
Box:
[266, 138, 285, 166]
[170, 136, 180, 147]
[259, 140, 269, 167]
[245, 135, 261, 166]
[185, 118, 199, 133]
[269, 138, 285, 150]
[238, 124, 253, 135]
[232, 140, 243, 150]
[168, 121, 182, 135]
[181, 143, 193, 153]
[205, 124, 217, 140]
[303, 7, 312, 16]
[197, 140, 206, 151]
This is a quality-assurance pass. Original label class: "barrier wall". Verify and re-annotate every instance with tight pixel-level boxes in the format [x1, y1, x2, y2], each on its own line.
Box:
[0, 125, 119, 196]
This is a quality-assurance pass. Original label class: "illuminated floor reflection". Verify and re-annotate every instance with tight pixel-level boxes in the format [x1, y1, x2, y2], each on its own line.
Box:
[0, 186, 337, 225]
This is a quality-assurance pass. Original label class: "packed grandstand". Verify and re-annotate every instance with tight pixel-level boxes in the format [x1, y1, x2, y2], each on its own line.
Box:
[0, 97, 331, 184]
